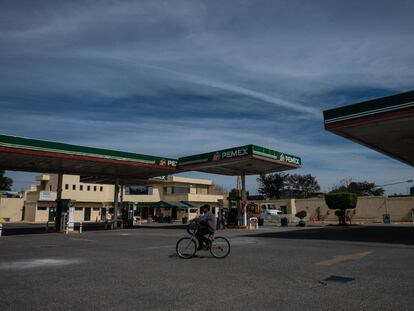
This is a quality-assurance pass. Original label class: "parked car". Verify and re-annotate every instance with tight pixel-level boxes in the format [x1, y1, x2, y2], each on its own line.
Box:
[260, 203, 283, 217]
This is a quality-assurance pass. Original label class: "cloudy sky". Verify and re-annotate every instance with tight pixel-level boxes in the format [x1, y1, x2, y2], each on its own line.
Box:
[1, 0, 413, 194]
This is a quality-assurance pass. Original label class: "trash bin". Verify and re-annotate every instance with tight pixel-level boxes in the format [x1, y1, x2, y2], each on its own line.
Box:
[258, 218, 264, 226]
[383, 214, 391, 224]
[281, 217, 288, 227]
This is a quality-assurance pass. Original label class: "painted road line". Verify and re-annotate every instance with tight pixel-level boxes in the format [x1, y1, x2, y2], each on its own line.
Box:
[0, 258, 82, 270]
[317, 251, 373, 266]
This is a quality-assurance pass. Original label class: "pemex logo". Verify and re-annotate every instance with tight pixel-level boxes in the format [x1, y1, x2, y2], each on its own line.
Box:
[159, 159, 167, 166]
[279, 153, 285, 162]
[212, 152, 221, 161]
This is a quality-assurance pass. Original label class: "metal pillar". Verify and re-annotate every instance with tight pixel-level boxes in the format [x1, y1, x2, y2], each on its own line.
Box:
[113, 177, 120, 229]
[120, 184, 124, 205]
[55, 172, 63, 231]
[241, 172, 247, 226]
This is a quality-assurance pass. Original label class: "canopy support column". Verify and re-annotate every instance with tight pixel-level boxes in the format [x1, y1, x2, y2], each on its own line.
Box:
[55, 172, 63, 232]
[241, 172, 247, 226]
[113, 177, 120, 229]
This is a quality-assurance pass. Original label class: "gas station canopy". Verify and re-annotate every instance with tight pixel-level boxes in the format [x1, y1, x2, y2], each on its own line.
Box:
[323, 90, 414, 166]
[178, 145, 301, 176]
[0, 135, 302, 183]
[0, 134, 178, 182]
[0, 135, 302, 229]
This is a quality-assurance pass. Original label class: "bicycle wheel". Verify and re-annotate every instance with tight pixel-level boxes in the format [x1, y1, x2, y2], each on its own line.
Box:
[209, 237, 231, 258]
[176, 237, 197, 259]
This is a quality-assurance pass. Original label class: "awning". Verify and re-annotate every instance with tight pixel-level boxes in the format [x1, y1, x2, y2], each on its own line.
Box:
[178, 145, 301, 176]
[180, 201, 198, 208]
[324, 90, 414, 166]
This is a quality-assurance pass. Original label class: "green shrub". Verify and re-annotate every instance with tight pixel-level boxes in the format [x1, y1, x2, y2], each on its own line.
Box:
[295, 210, 307, 219]
[325, 192, 357, 225]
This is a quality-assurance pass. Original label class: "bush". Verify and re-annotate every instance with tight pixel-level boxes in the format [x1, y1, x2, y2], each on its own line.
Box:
[325, 192, 357, 225]
[295, 210, 307, 219]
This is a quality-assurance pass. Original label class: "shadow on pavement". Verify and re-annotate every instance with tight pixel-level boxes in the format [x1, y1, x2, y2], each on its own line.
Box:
[134, 224, 187, 230]
[1, 223, 187, 236]
[1, 223, 107, 236]
[248, 225, 414, 246]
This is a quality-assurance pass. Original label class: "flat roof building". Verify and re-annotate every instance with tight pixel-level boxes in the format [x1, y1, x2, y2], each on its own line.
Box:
[23, 174, 226, 223]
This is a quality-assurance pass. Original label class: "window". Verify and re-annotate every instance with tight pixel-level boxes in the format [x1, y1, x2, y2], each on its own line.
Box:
[87, 185, 91, 191]
[172, 186, 190, 194]
[100, 186, 103, 192]
[65, 184, 69, 190]
[49, 185, 52, 191]
[163, 187, 168, 195]
[190, 209, 198, 213]
[126, 186, 153, 195]
[94, 186, 97, 191]
[37, 207, 47, 210]
[75, 207, 82, 211]
[80, 185, 83, 191]
[196, 185, 208, 195]
[72, 185, 76, 190]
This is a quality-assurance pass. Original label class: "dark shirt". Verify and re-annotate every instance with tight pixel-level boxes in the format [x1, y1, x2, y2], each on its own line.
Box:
[197, 212, 217, 232]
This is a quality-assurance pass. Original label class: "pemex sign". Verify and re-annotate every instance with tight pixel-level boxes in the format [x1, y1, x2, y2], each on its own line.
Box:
[212, 147, 250, 161]
[178, 145, 301, 167]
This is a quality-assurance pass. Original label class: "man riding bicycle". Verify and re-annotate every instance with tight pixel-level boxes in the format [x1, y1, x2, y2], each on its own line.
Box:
[193, 204, 217, 250]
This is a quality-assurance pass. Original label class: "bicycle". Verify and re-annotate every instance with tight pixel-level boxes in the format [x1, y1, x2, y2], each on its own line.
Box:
[176, 221, 231, 259]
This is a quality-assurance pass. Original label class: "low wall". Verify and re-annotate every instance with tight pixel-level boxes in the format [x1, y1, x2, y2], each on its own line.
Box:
[294, 196, 414, 223]
[0, 198, 25, 222]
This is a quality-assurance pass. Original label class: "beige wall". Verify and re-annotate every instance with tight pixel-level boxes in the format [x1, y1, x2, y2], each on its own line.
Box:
[23, 202, 37, 222]
[267, 196, 414, 223]
[0, 198, 24, 222]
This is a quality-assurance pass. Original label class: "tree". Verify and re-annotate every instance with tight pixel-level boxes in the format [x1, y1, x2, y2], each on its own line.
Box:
[325, 192, 358, 225]
[287, 174, 320, 198]
[0, 170, 13, 191]
[257, 173, 288, 199]
[228, 188, 249, 200]
[211, 183, 227, 195]
[331, 179, 384, 196]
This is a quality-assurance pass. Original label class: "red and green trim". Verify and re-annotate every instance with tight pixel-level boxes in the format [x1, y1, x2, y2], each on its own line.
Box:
[0, 134, 178, 169]
[324, 90, 414, 129]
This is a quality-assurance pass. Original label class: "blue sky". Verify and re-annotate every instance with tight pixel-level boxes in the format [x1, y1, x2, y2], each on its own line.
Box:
[1, 0, 413, 194]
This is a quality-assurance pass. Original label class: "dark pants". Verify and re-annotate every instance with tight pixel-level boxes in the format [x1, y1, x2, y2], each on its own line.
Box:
[196, 226, 213, 248]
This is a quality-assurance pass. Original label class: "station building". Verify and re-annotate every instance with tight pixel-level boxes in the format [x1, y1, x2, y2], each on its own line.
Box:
[23, 174, 226, 223]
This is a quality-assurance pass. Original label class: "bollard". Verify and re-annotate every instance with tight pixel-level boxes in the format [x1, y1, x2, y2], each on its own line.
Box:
[45, 221, 49, 232]
[0, 223, 2, 237]
[79, 222, 82, 234]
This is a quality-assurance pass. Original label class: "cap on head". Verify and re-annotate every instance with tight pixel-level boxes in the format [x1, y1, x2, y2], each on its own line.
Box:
[201, 204, 210, 212]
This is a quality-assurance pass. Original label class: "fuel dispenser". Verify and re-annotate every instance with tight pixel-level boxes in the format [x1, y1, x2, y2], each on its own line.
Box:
[59, 199, 76, 233]
[122, 202, 137, 227]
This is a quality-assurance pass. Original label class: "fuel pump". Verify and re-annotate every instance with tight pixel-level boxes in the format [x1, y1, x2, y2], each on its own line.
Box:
[59, 199, 76, 233]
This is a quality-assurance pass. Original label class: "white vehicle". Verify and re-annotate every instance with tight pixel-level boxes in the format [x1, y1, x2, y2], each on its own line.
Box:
[260, 203, 282, 217]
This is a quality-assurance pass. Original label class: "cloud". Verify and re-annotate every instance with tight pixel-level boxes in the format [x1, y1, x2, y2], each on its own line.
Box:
[1, 0, 414, 194]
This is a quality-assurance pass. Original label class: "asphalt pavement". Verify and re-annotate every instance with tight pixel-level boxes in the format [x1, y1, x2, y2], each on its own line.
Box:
[0, 224, 413, 310]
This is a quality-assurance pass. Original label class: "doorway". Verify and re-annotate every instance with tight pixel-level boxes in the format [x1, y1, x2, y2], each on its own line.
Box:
[101, 208, 106, 221]
[84, 208, 91, 221]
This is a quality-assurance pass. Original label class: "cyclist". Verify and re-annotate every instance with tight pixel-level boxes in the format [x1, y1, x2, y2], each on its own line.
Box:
[194, 204, 217, 250]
